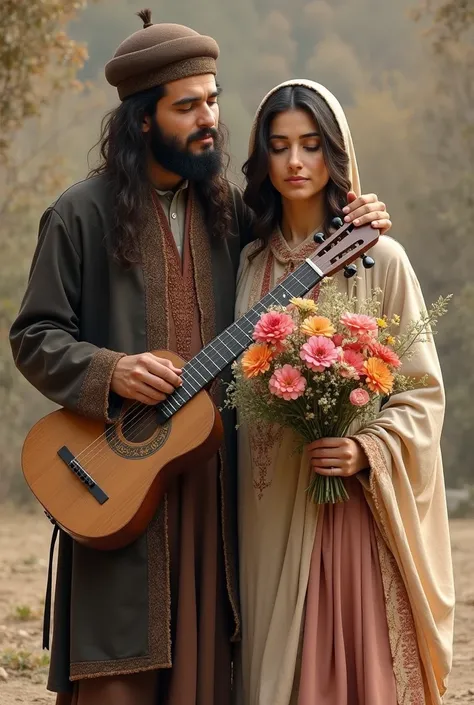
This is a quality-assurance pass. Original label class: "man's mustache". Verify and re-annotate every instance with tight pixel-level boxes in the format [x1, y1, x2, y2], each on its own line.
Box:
[187, 128, 218, 145]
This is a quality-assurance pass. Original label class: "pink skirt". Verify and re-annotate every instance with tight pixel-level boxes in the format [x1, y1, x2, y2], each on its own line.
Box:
[298, 477, 398, 705]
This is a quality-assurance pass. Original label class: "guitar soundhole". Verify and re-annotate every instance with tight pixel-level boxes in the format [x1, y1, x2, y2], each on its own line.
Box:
[120, 406, 158, 443]
[106, 405, 171, 460]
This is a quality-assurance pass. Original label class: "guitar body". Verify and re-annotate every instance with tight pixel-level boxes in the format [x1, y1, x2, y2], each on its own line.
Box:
[21, 351, 223, 551]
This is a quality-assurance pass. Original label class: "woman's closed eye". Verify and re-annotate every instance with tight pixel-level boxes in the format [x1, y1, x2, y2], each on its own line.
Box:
[269, 143, 320, 154]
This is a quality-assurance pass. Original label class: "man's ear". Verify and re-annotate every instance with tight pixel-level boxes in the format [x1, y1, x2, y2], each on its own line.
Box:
[142, 114, 152, 134]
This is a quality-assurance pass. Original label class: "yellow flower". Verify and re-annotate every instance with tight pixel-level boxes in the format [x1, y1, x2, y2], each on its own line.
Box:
[391, 314, 401, 326]
[385, 335, 396, 346]
[377, 317, 388, 329]
[290, 297, 318, 316]
[300, 315, 336, 338]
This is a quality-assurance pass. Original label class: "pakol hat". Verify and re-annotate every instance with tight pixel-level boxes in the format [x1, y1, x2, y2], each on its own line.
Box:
[105, 8, 219, 100]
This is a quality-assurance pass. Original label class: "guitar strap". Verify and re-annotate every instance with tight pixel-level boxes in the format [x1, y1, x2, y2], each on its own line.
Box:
[42, 521, 59, 649]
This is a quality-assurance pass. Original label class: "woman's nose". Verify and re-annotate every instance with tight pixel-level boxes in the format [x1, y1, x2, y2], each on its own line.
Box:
[288, 147, 303, 171]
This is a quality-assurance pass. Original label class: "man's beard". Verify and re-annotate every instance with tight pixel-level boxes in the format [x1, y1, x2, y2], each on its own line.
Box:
[149, 119, 223, 182]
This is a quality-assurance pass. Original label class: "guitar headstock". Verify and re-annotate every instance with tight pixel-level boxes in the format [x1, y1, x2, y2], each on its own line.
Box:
[310, 221, 379, 278]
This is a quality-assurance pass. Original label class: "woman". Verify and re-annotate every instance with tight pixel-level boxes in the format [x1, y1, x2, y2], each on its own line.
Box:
[235, 80, 454, 705]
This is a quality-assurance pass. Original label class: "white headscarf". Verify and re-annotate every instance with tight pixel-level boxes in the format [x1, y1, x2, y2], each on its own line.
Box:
[248, 79, 361, 197]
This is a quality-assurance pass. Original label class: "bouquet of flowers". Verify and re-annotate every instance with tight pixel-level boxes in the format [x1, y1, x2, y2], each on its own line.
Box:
[226, 279, 449, 504]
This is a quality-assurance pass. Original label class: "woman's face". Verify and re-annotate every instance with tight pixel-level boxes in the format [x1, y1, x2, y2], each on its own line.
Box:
[267, 108, 330, 202]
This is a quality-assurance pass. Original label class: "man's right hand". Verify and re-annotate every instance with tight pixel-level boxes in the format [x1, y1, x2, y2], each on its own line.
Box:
[111, 353, 182, 405]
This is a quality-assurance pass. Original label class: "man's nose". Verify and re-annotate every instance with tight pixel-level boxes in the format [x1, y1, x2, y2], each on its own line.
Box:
[197, 103, 217, 129]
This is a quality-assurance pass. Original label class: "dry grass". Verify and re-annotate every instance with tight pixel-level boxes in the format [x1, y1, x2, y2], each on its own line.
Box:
[0, 507, 472, 703]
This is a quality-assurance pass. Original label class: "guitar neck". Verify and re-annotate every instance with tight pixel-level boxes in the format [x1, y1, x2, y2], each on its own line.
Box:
[157, 259, 322, 421]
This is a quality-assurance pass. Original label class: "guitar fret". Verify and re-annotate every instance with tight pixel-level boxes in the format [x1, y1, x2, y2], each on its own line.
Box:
[181, 375, 200, 394]
[233, 320, 253, 342]
[184, 362, 208, 386]
[218, 331, 238, 356]
[197, 347, 221, 373]
[205, 343, 228, 365]
[174, 387, 192, 404]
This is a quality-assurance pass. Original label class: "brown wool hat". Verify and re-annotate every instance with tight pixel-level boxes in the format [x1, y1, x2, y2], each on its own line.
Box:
[105, 8, 219, 100]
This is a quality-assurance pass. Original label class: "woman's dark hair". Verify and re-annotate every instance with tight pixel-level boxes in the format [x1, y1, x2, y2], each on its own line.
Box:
[242, 85, 351, 252]
[88, 84, 232, 266]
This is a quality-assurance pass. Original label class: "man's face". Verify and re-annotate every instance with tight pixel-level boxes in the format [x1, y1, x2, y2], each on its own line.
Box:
[143, 74, 222, 181]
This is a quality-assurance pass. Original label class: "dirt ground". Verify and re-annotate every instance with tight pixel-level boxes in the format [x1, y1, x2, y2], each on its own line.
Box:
[0, 508, 473, 704]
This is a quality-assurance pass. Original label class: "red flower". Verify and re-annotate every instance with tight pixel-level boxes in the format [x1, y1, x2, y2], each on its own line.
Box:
[367, 341, 401, 369]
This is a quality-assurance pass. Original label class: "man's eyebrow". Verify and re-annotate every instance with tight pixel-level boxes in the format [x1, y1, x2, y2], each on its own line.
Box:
[172, 86, 222, 107]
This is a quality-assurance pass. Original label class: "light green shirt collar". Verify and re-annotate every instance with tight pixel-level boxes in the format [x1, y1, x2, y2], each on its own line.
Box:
[154, 180, 189, 198]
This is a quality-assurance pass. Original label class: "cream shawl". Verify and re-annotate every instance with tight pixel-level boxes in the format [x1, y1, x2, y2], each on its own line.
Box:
[238, 80, 454, 703]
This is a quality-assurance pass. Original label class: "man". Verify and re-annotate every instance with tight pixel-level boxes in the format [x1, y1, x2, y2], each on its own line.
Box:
[9, 9, 392, 705]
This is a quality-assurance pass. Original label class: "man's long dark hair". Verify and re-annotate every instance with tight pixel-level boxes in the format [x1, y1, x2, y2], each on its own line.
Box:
[88, 85, 232, 266]
[242, 86, 351, 252]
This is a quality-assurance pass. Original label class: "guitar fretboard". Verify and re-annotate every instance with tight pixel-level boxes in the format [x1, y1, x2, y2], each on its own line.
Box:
[157, 259, 321, 421]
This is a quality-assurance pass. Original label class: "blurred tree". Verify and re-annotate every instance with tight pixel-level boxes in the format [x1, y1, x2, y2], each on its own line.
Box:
[0, 1, 90, 163]
[413, 0, 474, 47]
[407, 5, 474, 486]
[0, 1, 100, 502]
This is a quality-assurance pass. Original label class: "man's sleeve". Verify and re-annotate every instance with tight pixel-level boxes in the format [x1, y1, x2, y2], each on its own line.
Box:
[9, 208, 125, 421]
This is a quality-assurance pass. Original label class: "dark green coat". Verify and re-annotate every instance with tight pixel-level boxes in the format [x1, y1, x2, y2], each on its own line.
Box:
[9, 173, 253, 690]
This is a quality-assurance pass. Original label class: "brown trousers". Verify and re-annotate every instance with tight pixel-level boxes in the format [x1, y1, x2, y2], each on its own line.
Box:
[57, 671, 158, 705]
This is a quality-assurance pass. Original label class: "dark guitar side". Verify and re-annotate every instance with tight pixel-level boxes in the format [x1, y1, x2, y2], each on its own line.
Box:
[21, 351, 224, 550]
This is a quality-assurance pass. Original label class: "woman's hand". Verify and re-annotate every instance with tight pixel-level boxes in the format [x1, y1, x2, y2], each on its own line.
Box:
[306, 437, 369, 477]
[343, 191, 392, 235]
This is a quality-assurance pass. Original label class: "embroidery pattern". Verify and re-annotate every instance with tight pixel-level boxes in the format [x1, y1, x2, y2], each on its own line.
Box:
[152, 192, 195, 360]
[249, 423, 284, 499]
[357, 434, 427, 705]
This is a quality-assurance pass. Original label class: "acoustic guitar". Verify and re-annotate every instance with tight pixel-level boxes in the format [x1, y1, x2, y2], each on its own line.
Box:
[21, 220, 378, 550]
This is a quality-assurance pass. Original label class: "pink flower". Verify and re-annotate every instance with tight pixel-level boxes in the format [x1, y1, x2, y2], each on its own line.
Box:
[300, 336, 339, 372]
[253, 311, 295, 351]
[344, 340, 364, 353]
[367, 340, 402, 369]
[350, 388, 370, 406]
[340, 313, 378, 339]
[269, 365, 307, 401]
[332, 333, 344, 347]
[338, 349, 366, 379]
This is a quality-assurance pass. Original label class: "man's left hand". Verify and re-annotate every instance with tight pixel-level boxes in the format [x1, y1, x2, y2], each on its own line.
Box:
[343, 192, 391, 235]
[307, 437, 369, 477]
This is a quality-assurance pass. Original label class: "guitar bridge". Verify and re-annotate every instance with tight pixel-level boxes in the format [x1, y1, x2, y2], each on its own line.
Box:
[57, 446, 108, 505]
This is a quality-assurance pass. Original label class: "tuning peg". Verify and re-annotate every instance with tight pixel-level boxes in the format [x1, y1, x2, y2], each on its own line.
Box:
[361, 254, 375, 269]
[313, 232, 325, 244]
[331, 217, 344, 229]
[344, 264, 358, 278]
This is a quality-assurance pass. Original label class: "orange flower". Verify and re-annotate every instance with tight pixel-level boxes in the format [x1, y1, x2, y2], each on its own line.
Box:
[363, 357, 394, 395]
[241, 344, 273, 378]
[300, 315, 335, 338]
